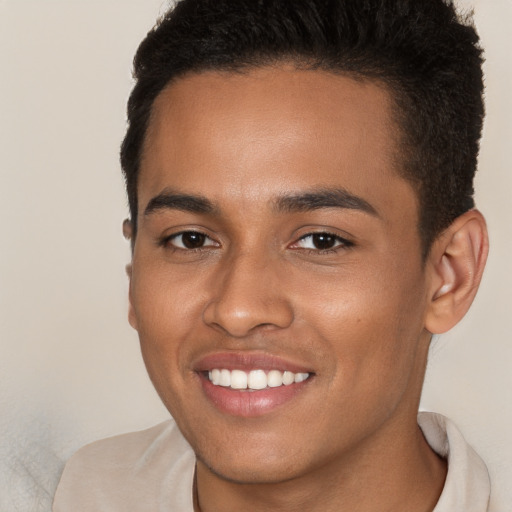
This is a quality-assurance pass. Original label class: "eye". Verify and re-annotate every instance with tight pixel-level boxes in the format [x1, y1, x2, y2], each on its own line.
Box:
[167, 231, 217, 250]
[294, 232, 351, 251]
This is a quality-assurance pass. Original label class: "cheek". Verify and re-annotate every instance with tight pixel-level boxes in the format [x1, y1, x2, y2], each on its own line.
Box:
[129, 263, 204, 394]
[132, 257, 205, 335]
[295, 259, 427, 391]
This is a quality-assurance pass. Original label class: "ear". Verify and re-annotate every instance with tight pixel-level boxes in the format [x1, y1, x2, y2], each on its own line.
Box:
[128, 278, 138, 331]
[425, 209, 489, 334]
[122, 219, 138, 330]
[123, 218, 133, 240]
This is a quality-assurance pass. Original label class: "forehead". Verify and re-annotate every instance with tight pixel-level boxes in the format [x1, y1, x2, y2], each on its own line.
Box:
[139, 66, 414, 220]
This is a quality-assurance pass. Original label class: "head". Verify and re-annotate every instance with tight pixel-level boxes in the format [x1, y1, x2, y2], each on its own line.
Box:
[121, 0, 485, 257]
[121, 0, 488, 496]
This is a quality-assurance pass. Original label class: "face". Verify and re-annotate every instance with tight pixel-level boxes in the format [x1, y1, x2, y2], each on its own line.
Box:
[129, 66, 434, 484]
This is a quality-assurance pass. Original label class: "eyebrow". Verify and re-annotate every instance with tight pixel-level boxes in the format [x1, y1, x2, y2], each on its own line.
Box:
[273, 188, 379, 217]
[144, 190, 217, 216]
[143, 187, 378, 218]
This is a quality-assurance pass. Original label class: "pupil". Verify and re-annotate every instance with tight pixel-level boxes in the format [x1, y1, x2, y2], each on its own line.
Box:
[182, 232, 205, 249]
[313, 233, 335, 250]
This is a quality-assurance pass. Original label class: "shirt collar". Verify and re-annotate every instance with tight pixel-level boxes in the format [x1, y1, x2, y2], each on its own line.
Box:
[418, 411, 490, 512]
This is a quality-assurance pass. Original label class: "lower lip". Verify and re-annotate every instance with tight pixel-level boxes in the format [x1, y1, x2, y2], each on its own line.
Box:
[198, 373, 311, 417]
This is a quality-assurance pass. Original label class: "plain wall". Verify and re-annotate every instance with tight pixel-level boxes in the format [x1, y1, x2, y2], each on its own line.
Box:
[0, 1, 510, 510]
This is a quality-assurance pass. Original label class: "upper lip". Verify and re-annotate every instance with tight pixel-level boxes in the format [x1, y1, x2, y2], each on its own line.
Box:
[193, 351, 314, 374]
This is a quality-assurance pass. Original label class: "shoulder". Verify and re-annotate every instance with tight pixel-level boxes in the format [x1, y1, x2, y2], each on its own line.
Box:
[419, 412, 492, 512]
[53, 420, 196, 512]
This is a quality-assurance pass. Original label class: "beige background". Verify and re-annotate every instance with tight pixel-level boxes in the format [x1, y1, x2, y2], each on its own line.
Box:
[0, 0, 510, 510]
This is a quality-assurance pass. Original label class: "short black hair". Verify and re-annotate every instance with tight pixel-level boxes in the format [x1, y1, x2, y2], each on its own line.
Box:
[121, 0, 484, 255]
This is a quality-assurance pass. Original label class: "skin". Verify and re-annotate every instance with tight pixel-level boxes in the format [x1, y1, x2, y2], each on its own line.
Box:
[127, 66, 488, 511]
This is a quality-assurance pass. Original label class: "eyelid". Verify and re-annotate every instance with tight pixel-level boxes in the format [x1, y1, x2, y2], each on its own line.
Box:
[161, 229, 219, 249]
[290, 230, 354, 251]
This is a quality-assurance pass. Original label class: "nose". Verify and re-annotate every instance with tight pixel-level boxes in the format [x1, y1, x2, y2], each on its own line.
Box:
[202, 252, 294, 338]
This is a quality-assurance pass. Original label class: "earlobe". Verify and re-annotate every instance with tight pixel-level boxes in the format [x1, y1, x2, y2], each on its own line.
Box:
[123, 218, 138, 330]
[123, 218, 133, 240]
[128, 275, 138, 331]
[425, 209, 488, 334]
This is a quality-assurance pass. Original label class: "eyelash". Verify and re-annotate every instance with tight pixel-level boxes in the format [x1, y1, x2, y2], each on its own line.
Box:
[292, 232, 354, 254]
[159, 230, 354, 254]
[160, 230, 218, 251]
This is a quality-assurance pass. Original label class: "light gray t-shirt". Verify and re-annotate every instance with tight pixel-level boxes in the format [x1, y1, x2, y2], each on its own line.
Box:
[53, 412, 491, 511]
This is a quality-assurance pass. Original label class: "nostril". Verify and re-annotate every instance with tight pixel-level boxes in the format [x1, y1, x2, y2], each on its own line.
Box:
[202, 260, 294, 335]
[202, 298, 294, 337]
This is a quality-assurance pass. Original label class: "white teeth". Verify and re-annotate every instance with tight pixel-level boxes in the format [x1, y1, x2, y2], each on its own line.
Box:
[207, 369, 310, 390]
[210, 369, 221, 385]
[267, 370, 283, 388]
[219, 369, 231, 387]
[294, 372, 309, 383]
[282, 371, 295, 386]
[248, 369, 267, 390]
[230, 369, 248, 389]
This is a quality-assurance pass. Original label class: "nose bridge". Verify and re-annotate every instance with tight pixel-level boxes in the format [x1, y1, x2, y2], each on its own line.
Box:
[203, 248, 293, 337]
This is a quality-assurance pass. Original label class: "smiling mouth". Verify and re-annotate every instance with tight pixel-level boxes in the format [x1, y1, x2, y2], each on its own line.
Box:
[207, 368, 311, 390]
[195, 352, 314, 416]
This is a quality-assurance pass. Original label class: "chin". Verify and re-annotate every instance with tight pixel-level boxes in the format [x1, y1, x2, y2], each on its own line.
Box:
[197, 453, 304, 485]
[191, 426, 323, 486]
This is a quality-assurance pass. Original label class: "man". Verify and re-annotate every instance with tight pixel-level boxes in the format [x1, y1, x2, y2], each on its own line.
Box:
[53, 0, 492, 510]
